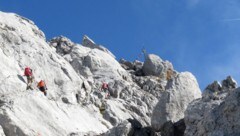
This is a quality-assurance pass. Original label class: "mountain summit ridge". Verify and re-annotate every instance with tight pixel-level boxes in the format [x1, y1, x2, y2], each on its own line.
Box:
[0, 11, 203, 136]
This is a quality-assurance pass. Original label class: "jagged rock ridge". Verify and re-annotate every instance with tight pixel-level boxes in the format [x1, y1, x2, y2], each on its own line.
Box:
[0, 11, 202, 136]
[185, 76, 239, 136]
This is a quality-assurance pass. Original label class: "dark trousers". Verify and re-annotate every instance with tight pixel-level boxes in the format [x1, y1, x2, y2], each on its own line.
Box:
[39, 87, 47, 96]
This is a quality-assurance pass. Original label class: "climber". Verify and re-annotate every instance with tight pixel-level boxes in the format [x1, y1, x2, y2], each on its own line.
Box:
[24, 67, 34, 90]
[37, 80, 47, 96]
[101, 82, 110, 99]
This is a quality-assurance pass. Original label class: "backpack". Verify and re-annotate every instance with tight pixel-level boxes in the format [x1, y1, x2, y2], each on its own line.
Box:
[24, 67, 32, 76]
[38, 80, 45, 88]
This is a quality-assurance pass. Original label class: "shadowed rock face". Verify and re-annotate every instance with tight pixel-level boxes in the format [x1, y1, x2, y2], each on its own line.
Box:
[0, 11, 203, 136]
[104, 118, 158, 136]
[159, 119, 186, 136]
[185, 76, 239, 136]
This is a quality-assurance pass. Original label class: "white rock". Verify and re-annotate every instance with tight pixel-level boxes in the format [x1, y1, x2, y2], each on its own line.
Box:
[82, 35, 116, 59]
[0, 126, 5, 136]
[0, 11, 205, 136]
[151, 72, 202, 131]
[0, 92, 110, 136]
[0, 11, 110, 135]
[143, 54, 164, 76]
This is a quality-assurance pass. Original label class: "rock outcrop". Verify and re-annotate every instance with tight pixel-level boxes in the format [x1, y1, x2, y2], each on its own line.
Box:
[49, 36, 74, 55]
[142, 54, 174, 78]
[159, 119, 186, 136]
[50, 36, 157, 126]
[82, 35, 116, 59]
[104, 118, 157, 136]
[185, 76, 239, 136]
[0, 11, 110, 135]
[50, 34, 203, 134]
[0, 11, 203, 136]
[119, 59, 144, 76]
[143, 54, 164, 76]
[151, 72, 202, 131]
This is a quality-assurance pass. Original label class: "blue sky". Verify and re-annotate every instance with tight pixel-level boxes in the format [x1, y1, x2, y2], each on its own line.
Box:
[1, 0, 240, 90]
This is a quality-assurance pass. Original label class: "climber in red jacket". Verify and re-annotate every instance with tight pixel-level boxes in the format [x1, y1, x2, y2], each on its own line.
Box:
[101, 82, 110, 99]
[24, 67, 34, 90]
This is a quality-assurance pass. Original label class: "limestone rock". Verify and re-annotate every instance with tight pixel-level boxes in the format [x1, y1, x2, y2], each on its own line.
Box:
[0, 126, 5, 136]
[119, 59, 135, 70]
[206, 81, 222, 93]
[143, 54, 164, 76]
[160, 119, 186, 136]
[82, 35, 115, 58]
[49, 36, 75, 55]
[142, 54, 174, 79]
[0, 11, 110, 135]
[63, 44, 130, 83]
[203, 76, 238, 101]
[222, 76, 237, 90]
[104, 120, 132, 136]
[120, 59, 144, 76]
[0, 11, 204, 136]
[185, 76, 240, 136]
[104, 119, 157, 136]
[151, 72, 202, 131]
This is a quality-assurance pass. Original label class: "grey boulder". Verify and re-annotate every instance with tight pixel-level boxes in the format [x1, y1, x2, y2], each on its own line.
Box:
[185, 76, 239, 136]
[151, 72, 202, 131]
[143, 54, 164, 76]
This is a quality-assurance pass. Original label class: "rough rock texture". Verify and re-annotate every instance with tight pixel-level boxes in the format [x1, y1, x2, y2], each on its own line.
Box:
[49, 36, 75, 55]
[119, 59, 135, 70]
[143, 54, 164, 76]
[103, 120, 132, 136]
[82, 35, 115, 58]
[185, 76, 239, 136]
[151, 72, 202, 131]
[142, 54, 174, 77]
[50, 36, 160, 126]
[160, 119, 186, 136]
[0, 126, 5, 136]
[0, 11, 110, 135]
[104, 118, 158, 136]
[119, 59, 144, 76]
[51, 35, 202, 132]
[222, 76, 237, 90]
[51, 35, 130, 84]
[0, 11, 203, 136]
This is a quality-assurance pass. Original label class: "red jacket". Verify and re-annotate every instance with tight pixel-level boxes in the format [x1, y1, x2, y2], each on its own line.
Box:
[24, 67, 32, 76]
[102, 83, 108, 89]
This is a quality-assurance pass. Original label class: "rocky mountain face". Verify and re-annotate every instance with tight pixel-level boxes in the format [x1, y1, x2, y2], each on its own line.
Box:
[0, 11, 110, 136]
[0, 11, 212, 136]
[185, 76, 240, 136]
